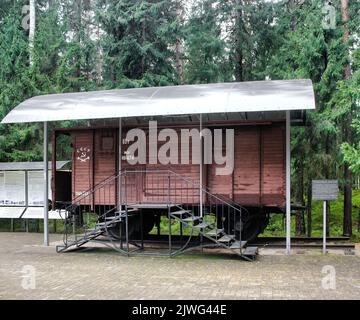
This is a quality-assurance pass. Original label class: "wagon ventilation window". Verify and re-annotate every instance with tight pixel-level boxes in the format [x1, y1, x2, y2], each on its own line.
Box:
[101, 136, 115, 152]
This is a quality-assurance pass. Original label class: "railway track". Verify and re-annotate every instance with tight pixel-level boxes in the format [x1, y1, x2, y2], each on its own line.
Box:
[251, 236, 355, 250]
[96, 234, 356, 250]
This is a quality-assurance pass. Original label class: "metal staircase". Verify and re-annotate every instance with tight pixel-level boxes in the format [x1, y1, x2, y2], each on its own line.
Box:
[56, 169, 258, 260]
[169, 205, 258, 260]
[56, 210, 129, 253]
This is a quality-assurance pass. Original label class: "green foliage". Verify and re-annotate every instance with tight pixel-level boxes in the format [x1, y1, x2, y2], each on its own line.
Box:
[338, 48, 360, 175]
[0, 1, 98, 162]
[263, 190, 360, 240]
[342, 118, 360, 175]
[266, 0, 359, 219]
[183, 0, 231, 84]
[0, 3, 42, 161]
[98, 0, 178, 88]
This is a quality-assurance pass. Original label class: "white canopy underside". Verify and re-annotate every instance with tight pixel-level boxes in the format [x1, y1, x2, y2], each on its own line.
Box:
[1, 80, 316, 124]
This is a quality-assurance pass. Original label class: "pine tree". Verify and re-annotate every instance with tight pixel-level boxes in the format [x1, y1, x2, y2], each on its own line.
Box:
[29, 0, 36, 65]
[226, 0, 277, 82]
[183, 0, 230, 84]
[340, 0, 352, 236]
[174, 0, 184, 83]
[97, 0, 178, 88]
[267, 0, 344, 236]
[0, 4, 42, 161]
[56, 0, 97, 92]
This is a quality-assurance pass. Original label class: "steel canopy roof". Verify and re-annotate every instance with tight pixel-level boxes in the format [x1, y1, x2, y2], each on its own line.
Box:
[1, 79, 315, 124]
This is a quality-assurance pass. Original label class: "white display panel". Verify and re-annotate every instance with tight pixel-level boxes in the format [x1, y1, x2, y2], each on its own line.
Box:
[0, 171, 25, 205]
[27, 171, 52, 206]
[0, 206, 26, 218]
[22, 207, 67, 220]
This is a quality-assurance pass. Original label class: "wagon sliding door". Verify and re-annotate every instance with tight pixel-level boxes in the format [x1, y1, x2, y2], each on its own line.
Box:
[142, 127, 200, 205]
[122, 166, 145, 205]
[208, 126, 260, 202]
[208, 124, 285, 208]
[232, 127, 262, 205]
[93, 129, 117, 206]
[120, 132, 145, 205]
[72, 130, 94, 206]
[72, 128, 132, 207]
[208, 126, 261, 205]
[261, 124, 286, 207]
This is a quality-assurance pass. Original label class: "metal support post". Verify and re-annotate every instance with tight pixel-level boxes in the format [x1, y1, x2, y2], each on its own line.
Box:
[323, 200, 327, 254]
[43, 121, 49, 246]
[285, 111, 291, 254]
[168, 175, 172, 256]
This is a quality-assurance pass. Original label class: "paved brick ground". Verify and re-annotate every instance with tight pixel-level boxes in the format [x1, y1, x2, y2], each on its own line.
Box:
[0, 232, 359, 300]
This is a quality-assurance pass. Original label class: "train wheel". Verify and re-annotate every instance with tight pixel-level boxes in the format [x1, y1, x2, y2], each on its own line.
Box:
[142, 214, 156, 235]
[242, 215, 268, 242]
[107, 214, 155, 240]
[224, 214, 268, 242]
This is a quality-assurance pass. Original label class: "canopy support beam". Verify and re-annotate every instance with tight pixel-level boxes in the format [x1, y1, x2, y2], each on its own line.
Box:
[43, 121, 49, 246]
[286, 111, 291, 254]
[199, 114, 203, 217]
[118, 118, 122, 209]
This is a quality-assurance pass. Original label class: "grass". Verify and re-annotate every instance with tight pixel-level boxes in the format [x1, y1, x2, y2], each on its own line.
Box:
[149, 214, 217, 236]
[262, 189, 360, 242]
[0, 211, 98, 234]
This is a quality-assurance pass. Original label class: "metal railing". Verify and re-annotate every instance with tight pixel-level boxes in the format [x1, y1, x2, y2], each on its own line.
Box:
[57, 169, 249, 258]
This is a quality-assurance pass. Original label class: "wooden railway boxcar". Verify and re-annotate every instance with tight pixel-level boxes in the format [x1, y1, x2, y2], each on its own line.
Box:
[53, 122, 285, 209]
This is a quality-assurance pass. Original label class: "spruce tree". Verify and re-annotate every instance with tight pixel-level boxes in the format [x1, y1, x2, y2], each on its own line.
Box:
[183, 0, 231, 84]
[97, 0, 178, 88]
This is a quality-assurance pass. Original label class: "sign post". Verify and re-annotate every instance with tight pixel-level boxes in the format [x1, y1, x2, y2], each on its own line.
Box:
[312, 180, 338, 254]
[323, 200, 326, 254]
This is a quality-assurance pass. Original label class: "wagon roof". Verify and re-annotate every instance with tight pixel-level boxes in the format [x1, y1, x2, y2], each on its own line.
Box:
[0, 161, 69, 171]
[1, 80, 315, 124]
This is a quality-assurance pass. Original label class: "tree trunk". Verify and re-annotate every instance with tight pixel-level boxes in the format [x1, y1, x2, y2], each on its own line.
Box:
[306, 182, 312, 238]
[341, 0, 352, 236]
[175, 0, 183, 83]
[234, 0, 243, 82]
[84, 1, 92, 81]
[96, 22, 102, 85]
[343, 165, 352, 236]
[325, 134, 330, 237]
[76, 0, 82, 79]
[141, 19, 146, 77]
[341, 0, 351, 79]
[295, 163, 305, 236]
[29, 0, 36, 66]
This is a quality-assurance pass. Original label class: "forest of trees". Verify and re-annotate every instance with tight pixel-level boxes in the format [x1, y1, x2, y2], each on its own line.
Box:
[0, 0, 359, 236]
